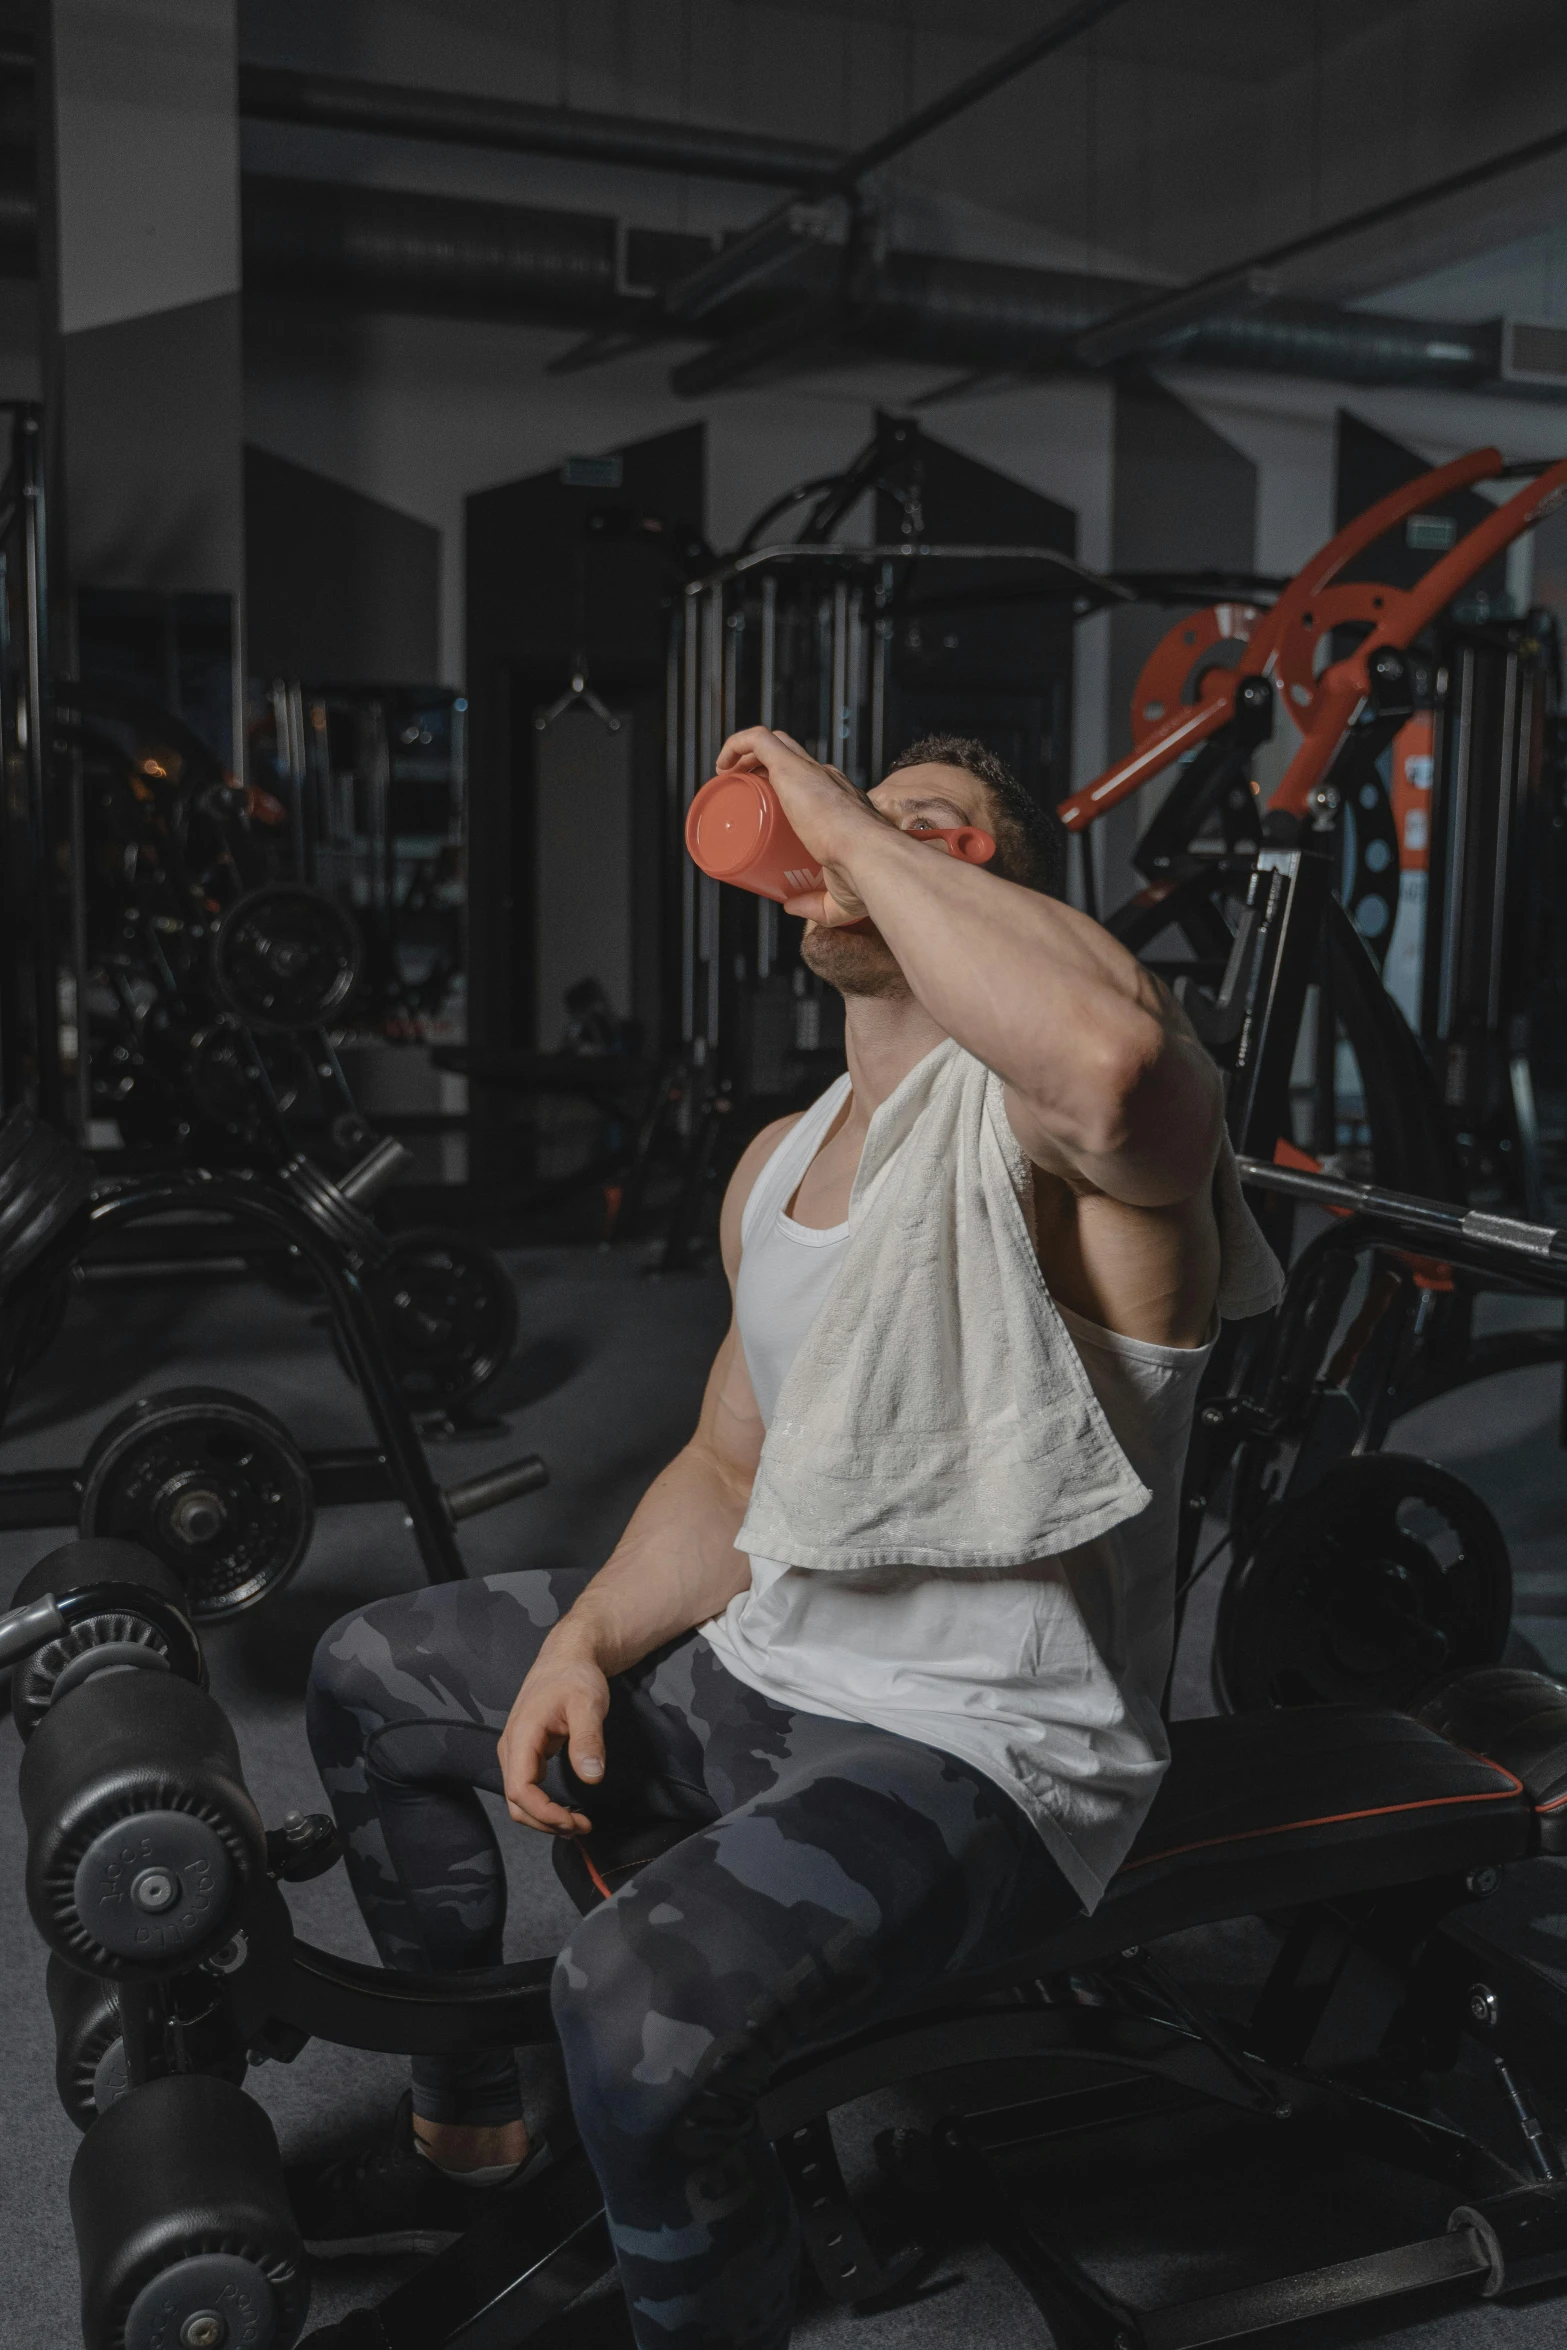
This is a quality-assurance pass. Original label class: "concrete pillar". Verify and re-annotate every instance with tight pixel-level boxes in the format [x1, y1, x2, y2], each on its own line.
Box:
[39, 0, 244, 754]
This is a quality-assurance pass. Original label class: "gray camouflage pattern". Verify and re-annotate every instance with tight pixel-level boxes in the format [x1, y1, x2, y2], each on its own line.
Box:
[307, 1569, 1077, 2348]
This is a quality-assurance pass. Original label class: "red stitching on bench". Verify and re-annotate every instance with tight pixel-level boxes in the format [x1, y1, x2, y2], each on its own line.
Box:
[1535, 1788, 1567, 1812]
[1122, 1760, 1524, 1873]
[578, 1842, 615, 1902]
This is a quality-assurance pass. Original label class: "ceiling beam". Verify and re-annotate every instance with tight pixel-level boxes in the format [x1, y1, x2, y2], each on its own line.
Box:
[1071, 115, 1567, 367]
[662, 0, 1141, 324]
[237, 62, 843, 189]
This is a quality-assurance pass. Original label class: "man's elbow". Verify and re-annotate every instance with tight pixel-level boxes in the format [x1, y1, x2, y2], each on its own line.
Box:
[1086, 1028, 1222, 1196]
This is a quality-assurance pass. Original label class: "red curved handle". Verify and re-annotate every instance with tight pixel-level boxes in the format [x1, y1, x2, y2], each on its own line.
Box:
[1271, 454, 1567, 819]
[915, 824, 996, 865]
[1056, 443, 1507, 834]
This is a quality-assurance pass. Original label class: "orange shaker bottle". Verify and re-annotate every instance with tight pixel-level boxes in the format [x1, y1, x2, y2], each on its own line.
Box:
[685, 771, 994, 901]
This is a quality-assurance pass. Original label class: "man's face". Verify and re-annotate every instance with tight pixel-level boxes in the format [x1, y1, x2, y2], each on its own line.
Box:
[799, 762, 993, 997]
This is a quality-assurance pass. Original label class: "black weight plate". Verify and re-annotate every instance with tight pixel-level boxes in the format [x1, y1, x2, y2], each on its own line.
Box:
[0, 1131, 68, 1252]
[1214, 1452, 1512, 1713]
[0, 1130, 92, 1288]
[210, 885, 363, 1032]
[362, 1229, 519, 1407]
[79, 1387, 314, 1622]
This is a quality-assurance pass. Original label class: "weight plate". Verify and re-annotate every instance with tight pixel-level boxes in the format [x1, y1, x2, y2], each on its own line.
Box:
[1273, 580, 1405, 726]
[47, 1956, 125, 2129]
[210, 886, 363, 1033]
[361, 1230, 519, 1407]
[0, 1120, 92, 1288]
[124, 2252, 279, 2350]
[79, 1387, 314, 1622]
[1214, 1452, 1512, 1713]
[278, 1155, 389, 1268]
[1129, 603, 1267, 748]
[73, 1807, 234, 1964]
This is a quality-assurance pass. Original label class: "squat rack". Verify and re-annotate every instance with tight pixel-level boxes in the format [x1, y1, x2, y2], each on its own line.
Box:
[669, 538, 1128, 1069]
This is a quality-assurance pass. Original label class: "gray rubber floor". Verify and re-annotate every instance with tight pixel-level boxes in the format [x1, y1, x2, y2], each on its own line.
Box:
[5, 1248, 1567, 2348]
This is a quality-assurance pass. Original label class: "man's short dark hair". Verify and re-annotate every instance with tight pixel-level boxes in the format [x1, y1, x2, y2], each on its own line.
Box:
[885, 735, 1067, 899]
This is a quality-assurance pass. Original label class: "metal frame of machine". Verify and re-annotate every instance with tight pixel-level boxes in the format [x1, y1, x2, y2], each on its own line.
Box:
[0, 1151, 546, 1596]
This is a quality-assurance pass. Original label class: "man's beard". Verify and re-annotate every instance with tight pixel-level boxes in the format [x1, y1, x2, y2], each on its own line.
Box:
[799, 921, 910, 999]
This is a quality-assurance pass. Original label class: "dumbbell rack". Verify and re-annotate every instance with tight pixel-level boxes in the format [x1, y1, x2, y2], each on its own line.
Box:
[0, 1164, 545, 1586]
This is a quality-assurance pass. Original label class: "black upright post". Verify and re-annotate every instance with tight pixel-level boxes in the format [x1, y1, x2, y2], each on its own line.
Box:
[1226, 843, 1335, 1163]
[0, 405, 63, 1124]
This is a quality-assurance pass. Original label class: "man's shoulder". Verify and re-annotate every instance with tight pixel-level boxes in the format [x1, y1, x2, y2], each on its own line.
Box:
[718, 1113, 806, 1278]
[734, 1112, 806, 1192]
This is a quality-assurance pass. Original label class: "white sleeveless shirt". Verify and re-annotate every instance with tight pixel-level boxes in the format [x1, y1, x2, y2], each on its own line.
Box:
[700, 1072, 1214, 1911]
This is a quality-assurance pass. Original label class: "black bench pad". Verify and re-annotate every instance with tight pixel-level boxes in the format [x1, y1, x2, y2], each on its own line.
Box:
[556, 1703, 1531, 1981]
[1415, 1669, 1567, 1849]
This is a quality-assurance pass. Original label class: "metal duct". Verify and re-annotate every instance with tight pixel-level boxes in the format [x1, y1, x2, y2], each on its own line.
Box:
[0, 168, 1515, 399]
[1172, 300, 1500, 389]
[238, 64, 842, 189]
[241, 174, 625, 327]
[237, 177, 1507, 394]
[863, 252, 1499, 389]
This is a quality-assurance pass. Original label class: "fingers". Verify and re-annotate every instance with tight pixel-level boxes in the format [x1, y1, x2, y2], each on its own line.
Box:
[565, 1687, 608, 1787]
[498, 1722, 594, 1835]
[715, 725, 778, 772]
[782, 890, 869, 927]
[505, 1782, 594, 1836]
[715, 726, 831, 783]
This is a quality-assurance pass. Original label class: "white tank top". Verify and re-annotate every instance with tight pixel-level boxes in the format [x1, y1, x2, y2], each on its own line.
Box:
[700, 1073, 1213, 1911]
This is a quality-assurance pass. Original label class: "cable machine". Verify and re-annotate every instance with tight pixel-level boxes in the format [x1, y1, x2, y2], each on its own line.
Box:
[667, 422, 1128, 1100]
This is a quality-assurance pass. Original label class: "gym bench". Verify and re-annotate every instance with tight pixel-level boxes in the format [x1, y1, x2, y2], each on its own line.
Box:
[12, 1541, 1567, 2350]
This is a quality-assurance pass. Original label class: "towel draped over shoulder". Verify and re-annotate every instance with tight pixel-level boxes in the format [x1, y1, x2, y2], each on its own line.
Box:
[735, 1037, 1282, 1576]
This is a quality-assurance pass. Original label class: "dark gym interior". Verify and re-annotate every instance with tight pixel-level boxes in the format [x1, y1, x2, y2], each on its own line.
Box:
[11, 6, 1567, 2348]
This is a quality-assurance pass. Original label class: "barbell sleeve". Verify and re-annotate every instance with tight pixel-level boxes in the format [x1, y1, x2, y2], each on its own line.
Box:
[337, 1134, 414, 1207]
[442, 1456, 550, 1523]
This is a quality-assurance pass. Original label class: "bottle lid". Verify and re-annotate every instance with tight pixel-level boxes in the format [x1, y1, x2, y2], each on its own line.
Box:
[686, 773, 771, 877]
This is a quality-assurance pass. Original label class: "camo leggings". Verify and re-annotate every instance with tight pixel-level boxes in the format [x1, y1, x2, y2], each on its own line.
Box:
[306, 1568, 1079, 2350]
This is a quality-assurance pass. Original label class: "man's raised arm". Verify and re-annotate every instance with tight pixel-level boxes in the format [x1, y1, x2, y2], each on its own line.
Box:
[496, 1122, 791, 1833]
[717, 728, 1221, 1210]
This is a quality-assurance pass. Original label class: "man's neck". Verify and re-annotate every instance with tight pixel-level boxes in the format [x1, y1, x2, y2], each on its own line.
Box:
[841, 992, 949, 1125]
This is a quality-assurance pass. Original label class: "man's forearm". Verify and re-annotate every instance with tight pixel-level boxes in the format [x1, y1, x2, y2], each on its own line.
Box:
[854, 829, 1176, 1129]
[545, 1439, 753, 1676]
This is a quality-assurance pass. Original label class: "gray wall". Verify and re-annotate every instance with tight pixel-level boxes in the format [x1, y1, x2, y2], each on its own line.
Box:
[43, 0, 244, 721]
[245, 442, 439, 683]
[1102, 372, 1257, 905]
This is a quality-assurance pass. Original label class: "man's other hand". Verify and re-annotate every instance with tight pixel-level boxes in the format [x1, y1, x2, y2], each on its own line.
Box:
[497, 1644, 611, 1834]
[715, 725, 883, 924]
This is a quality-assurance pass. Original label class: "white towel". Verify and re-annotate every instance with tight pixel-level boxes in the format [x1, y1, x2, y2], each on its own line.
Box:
[735, 1037, 1282, 1576]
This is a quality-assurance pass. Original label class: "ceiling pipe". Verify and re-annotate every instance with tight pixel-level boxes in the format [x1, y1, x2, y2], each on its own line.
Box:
[0, 171, 1520, 400]
[0, 41, 844, 189]
[238, 176, 1510, 398]
[238, 62, 843, 189]
[241, 174, 626, 326]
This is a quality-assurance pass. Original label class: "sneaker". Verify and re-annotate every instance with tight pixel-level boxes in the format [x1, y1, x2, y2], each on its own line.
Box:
[287, 2090, 534, 2258]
